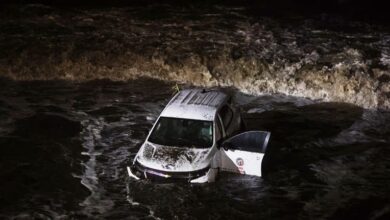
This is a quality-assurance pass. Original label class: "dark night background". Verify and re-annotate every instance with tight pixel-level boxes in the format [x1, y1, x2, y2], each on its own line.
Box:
[1, 0, 390, 219]
[1, 0, 389, 21]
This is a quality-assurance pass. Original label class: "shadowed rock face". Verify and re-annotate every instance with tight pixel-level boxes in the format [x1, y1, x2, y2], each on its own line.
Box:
[0, 4, 389, 109]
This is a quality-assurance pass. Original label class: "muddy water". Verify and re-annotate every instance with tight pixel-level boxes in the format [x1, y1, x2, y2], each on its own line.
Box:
[0, 4, 390, 109]
[0, 78, 390, 219]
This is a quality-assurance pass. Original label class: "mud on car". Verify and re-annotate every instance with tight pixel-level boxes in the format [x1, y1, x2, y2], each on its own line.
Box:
[127, 89, 270, 183]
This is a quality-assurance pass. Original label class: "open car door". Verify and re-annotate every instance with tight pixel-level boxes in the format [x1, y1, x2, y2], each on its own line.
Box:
[219, 131, 270, 177]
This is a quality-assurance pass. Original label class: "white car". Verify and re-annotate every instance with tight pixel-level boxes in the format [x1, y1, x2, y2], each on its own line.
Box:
[127, 89, 270, 183]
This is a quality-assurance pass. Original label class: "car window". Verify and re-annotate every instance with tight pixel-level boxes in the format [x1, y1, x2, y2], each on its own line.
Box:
[148, 117, 213, 148]
[219, 105, 233, 129]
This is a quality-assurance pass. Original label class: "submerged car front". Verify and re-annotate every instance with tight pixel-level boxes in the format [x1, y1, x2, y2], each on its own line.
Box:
[128, 117, 217, 182]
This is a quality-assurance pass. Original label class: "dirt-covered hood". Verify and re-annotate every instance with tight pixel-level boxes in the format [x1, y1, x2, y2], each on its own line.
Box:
[136, 142, 212, 172]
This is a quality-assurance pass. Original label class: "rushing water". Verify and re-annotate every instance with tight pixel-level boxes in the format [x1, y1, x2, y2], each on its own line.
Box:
[0, 77, 390, 219]
[1, 2, 390, 219]
[0, 4, 390, 109]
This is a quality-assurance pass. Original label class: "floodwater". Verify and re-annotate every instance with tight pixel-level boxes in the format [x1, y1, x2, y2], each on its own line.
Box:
[1, 78, 390, 219]
[1, 2, 390, 219]
[1, 4, 390, 109]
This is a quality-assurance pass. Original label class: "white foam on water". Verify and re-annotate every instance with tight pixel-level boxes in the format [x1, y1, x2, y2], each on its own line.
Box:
[379, 35, 390, 68]
[78, 117, 114, 216]
[2, 5, 389, 110]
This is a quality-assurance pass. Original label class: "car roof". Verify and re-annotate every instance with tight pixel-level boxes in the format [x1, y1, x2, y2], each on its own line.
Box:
[160, 89, 229, 121]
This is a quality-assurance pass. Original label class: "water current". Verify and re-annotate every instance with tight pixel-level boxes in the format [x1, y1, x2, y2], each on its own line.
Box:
[0, 78, 389, 219]
[1, 4, 390, 109]
[1, 3, 390, 219]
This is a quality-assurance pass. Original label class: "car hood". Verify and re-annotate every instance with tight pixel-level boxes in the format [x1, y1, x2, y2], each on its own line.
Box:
[136, 142, 212, 172]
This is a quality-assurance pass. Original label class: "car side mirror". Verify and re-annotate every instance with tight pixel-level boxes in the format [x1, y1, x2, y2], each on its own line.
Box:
[220, 141, 235, 151]
[217, 138, 230, 149]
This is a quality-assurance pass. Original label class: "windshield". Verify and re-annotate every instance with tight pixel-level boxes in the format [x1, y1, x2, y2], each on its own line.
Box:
[148, 117, 213, 148]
